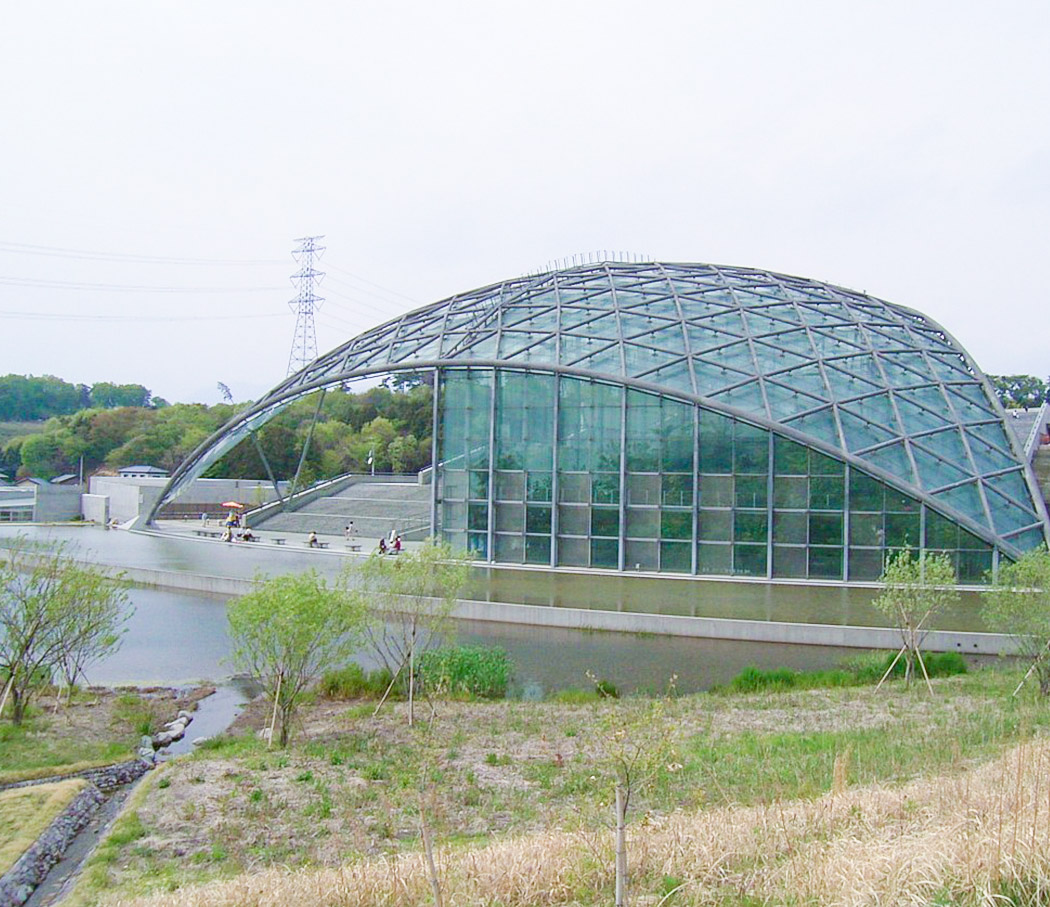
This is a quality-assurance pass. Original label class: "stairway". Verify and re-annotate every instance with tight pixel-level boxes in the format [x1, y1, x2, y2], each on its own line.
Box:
[253, 480, 431, 541]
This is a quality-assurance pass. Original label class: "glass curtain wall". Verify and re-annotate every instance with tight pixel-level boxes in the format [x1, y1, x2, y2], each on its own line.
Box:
[436, 368, 998, 582]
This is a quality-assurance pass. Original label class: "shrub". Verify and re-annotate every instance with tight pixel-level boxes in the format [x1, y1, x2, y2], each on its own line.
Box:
[729, 666, 798, 693]
[417, 645, 512, 700]
[319, 663, 397, 700]
[722, 651, 967, 696]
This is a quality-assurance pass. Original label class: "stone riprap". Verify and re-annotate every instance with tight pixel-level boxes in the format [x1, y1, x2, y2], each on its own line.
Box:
[0, 784, 104, 907]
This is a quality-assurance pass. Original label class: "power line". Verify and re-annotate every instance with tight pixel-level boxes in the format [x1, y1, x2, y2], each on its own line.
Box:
[0, 240, 286, 266]
[0, 309, 286, 322]
[324, 260, 421, 305]
[0, 276, 284, 293]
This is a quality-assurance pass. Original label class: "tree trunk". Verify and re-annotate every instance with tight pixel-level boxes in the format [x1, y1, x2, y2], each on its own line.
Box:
[408, 646, 415, 728]
[420, 807, 443, 907]
[615, 784, 627, 907]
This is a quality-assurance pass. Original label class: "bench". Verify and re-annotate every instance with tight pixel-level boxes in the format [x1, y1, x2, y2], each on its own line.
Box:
[272, 538, 286, 545]
[347, 543, 362, 552]
[194, 529, 223, 539]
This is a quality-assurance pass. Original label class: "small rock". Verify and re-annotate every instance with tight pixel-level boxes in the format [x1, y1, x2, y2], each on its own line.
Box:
[191, 736, 208, 746]
[178, 710, 193, 721]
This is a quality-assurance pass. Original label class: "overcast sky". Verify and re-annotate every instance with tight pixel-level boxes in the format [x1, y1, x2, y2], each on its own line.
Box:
[1, 1, 1047, 405]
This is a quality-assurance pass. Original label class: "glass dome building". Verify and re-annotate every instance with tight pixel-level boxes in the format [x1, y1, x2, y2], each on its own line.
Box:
[156, 261, 1049, 583]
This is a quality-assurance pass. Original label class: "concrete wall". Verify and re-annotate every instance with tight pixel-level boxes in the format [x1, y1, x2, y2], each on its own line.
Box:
[32, 484, 83, 522]
[81, 494, 109, 524]
[90, 477, 288, 522]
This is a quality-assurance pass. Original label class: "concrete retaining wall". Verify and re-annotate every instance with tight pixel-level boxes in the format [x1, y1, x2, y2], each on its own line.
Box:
[104, 549, 1020, 655]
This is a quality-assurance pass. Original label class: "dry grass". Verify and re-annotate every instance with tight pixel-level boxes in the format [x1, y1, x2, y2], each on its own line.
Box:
[0, 778, 88, 875]
[103, 740, 1050, 907]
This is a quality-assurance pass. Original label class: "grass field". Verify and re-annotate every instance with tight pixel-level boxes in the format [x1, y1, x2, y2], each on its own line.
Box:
[45, 662, 1050, 906]
[0, 420, 44, 446]
[0, 779, 88, 875]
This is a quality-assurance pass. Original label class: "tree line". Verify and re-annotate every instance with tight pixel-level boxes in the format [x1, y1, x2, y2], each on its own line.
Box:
[0, 374, 157, 421]
[1, 381, 433, 483]
[987, 374, 1050, 410]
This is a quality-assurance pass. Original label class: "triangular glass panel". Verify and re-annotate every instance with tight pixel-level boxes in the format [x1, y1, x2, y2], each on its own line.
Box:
[763, 380, 827, 422]
[911, 326, 953, 352]
[748, 302, 802, 326]
[499, 331, 552, 358]
[403, 337, 441, 361]
[566, 313, 621, 341]
[442, 330, 485, 357]
[866, 323, 918, 349]
[506, 335, 558, 365]
[914, 427, 971, 469]
[965, 429, 1017, 475]
[986, 471, 1036, 509]
[707, 340, 756, 373]
[897, 384, 951, 416]
[895, 395, 952, 435]
[830, 353, 883, 386]
[860, 441, 916, 486]
[625, 322, 687, 353]
[783, 406, 842, 448]
[623, 343, 681, 377]
[910, 444, 971, 490]
[560, 334, 604, 364]
[636, 359, 695, 396]
[770, 363, 827, 397]
[559, 307, 610, 333]
[502, 308, 558, 331]
[744, 310, 787, 337]
[752, 340, 814, 372]
[1003, 527, 1047, 552]
[687, 324, 743, 353]
[946, 385, 998, 422]
[927, 351, 975, 382]
[844, 394, 901, 436]
[693, 310, 746, 335]
[822, 361, 882, 399]
[931, 482, 988, 528]
[811, 324, 868, 351]
[762, 328, 815, 359]
[389, 339, 432, 363]
[795, 302, 853, 326]
[878, 352, 930, 388]
[709, 380, 766, 415]
[984, 485, 1037, 535]
[571, 343, 624, 376]
[966, 420, 1014, 454]
[457, 333, 499, 359]
[619, 312, 675, 339]
[838, 408, 898, 452]
[620, 298, 681, 320]
[692, 357, 751, 396]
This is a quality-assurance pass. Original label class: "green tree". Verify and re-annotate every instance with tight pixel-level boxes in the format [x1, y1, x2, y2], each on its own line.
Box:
[0, 539, 131, 724]
[227, 570, 365, 746]
[89, 382, 152, 409]
[987, 374, 1047, 410]
[0, 374, 82, 421]
[982, 547, 1050, 695]
[352, 541, 471, 726]
[18, 433, 68, 478]
[872, 549, 959, 692]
